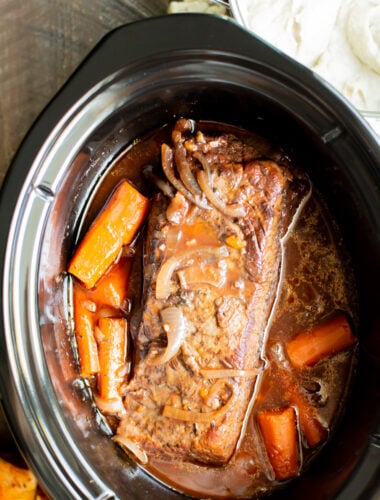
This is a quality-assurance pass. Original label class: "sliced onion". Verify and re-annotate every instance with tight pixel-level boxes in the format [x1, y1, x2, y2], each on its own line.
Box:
[155, 245, 229, 300]
[161, 144, 210, 210]
[197, 169, 246, 218]
[161, 143, 191, 198]
[200, 368, 257, 378]
[150, 307, 186, 365]
[163, 387, 234, 423]
[174, 143, 202, 197]
[193, 151, 211, 179]
[177, 262, 225, 289]
[113, 435, 148, 464]
[165, 225, 183, 253]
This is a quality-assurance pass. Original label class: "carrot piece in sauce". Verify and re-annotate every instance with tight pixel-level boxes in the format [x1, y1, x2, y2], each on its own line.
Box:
[72, 257, 132, 378]
[286, 314, 356, 369]
[90, 257, 132, 310]
[257, 406, 299, 481]
[285, 383, 327, 447]
[73, 282, 100, 377]
[68, 180, 150, 289]
[95, 317, 128, 402]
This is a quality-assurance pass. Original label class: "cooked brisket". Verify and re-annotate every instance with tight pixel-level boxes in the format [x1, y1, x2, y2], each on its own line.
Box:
[116, 119, 308, 465]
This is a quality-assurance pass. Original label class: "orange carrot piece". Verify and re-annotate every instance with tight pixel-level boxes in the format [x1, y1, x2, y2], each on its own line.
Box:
[72, 257, 131, 378]
[68, 180, 150, 289]
[73, 282, 100, 377]
[90, 257, 131, 309]
[257, 406, 299, 480]
[276, 363, 327, 448]
[286, 314, 356, 369]
[286, 383, 327, 447]
[95, 317, 128, 402]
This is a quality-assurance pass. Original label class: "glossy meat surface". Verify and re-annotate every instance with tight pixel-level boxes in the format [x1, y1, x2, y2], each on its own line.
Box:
[117, 120, 308, 464]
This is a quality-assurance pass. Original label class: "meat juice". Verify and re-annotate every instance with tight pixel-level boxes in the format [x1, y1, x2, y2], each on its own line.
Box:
[69, 121, 358, 498]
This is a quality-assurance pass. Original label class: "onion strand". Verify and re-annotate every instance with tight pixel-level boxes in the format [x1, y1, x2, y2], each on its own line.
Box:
[113, 435, 148, 464]
[155, 245, 229, 300]
[161, 144, 210, 210]
[150, 307, 186, 365]
[174, 143, 203, 197]
[200, 368, 257, 378]
[163, 388, 235, 423]
[197, 169, 246, 218]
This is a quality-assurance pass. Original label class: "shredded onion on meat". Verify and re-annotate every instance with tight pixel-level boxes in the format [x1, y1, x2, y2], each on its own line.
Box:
[161, 144, 210, 210]
[156, 245, 229, 300]
[113, 435, 148, 464]
[200, 368, 257, 378]
[150, 307, 186, 365]
[174, 143, 203, 197]
[177, 263, 226, 289]
[193, 151, 211, 179]
[197, 169, 246, 218]
[163, 388, 235, 423]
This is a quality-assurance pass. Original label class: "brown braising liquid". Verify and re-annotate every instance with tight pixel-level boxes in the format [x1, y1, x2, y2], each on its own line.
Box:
[76, 122, 358, 499]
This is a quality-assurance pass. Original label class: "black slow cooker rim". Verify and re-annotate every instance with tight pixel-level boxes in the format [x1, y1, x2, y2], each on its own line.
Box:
[0, 13, 379, 500]
[1, 12, 379, 213]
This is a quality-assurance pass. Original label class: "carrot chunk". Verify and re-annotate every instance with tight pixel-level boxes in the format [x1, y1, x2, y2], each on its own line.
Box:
[73, 282, 100, 377]
[285, 383, 327, 447]
[90, 257, 131, 309]
[95, 317, 128, 402]
[72, 257, 131, 378]
[286, 314, 356, 369]
[68, 180, 149, 289]
[257, 406, 299, 480]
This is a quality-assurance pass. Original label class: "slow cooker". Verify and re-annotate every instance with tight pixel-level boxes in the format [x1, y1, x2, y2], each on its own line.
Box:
[0, 14, 379, 500]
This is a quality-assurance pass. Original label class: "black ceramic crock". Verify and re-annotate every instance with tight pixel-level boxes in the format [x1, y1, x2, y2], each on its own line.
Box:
[0, 14, 379, 500]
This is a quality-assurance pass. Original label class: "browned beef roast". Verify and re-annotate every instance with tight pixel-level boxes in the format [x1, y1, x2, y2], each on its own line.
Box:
[116, 119, 309, 465]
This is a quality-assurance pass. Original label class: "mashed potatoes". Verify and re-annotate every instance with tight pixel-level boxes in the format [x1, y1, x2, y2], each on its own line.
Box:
[168, 0, 227, 15]
[232, 0, 380, 112]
